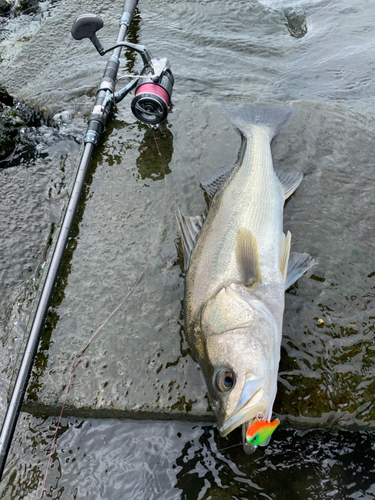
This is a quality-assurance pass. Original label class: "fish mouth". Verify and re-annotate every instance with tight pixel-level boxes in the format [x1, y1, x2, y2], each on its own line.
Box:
[218, 378, 269, 437]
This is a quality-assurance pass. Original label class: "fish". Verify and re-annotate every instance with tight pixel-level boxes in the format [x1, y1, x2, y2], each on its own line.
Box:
[177, 104, 315, 449]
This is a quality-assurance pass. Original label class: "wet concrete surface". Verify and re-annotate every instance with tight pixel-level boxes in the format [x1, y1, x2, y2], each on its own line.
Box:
[0, 0, 375, 431]
[0, 100, 80, 424]
[2, 1, 375, 498]
[9, 99, 375, 428]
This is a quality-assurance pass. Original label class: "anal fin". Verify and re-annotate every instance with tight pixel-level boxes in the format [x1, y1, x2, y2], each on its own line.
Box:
[286, 252, 316, 290]
[277, 171, 303, 200]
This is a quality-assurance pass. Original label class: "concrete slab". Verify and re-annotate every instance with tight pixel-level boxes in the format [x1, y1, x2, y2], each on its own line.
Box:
[1, 0, 375, 429]
[20, 100, 375, 428]
[22, 97, 234, 422]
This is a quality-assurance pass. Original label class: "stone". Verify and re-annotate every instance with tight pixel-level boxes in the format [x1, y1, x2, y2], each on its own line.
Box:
[0, 0, 11, 15]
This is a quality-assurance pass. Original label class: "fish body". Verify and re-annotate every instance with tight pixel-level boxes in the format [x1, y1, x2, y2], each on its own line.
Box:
[178, 105, 314, 440]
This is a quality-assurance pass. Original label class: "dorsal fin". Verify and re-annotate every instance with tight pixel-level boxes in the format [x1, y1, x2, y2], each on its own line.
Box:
[280, 231, 291, 279]
[177, 210, 205, 270]
[236, 228, 262, 286]
[285, 252, 316, 290]
[200, 165, 234, 201]
[277, 171, 303, 200]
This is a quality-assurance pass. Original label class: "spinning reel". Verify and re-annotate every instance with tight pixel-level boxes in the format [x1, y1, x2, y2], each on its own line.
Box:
[71, 13, 174, 127]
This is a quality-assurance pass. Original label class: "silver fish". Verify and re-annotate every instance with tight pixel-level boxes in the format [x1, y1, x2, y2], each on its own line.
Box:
[178, 105, 315, 450]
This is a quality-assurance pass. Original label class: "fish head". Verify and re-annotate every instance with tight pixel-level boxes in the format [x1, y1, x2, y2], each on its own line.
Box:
[203, 326, 271, 437]
[198, 285, 280, 437]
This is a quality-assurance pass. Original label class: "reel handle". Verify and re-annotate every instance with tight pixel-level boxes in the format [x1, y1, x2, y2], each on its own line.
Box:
[71, 14, 105, 55]
[71, 11, 174, 126]
[71, 13, 153, 66]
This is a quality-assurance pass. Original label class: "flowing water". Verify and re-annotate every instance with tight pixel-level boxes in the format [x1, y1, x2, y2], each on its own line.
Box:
[1, 0, 375, 498]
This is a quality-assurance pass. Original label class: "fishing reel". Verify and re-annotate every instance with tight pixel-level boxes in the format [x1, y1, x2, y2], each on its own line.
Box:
[71, 13, 174, 127]
[131, 60, 174, 126]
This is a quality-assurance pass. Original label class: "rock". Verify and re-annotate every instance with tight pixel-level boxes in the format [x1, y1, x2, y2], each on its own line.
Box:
[0, 0, 11, 15]
[15, 0, 39, 15]
[0, 90, 25, 164]
[0, 88, 80, 168]
[0, 87, 13, 106]
[0, 0, 39, 16]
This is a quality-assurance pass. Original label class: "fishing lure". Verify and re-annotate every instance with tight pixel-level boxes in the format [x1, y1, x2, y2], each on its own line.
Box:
[246, 419, 280, 445]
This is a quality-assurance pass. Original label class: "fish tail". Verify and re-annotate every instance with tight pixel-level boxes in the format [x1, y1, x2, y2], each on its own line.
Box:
[218, 104, 294, 140]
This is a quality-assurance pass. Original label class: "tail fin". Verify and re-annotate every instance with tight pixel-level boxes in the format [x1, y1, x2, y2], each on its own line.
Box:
[218, 104, 294, 140]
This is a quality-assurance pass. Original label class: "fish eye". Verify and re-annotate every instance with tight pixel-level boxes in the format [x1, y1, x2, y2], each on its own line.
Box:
[216, 369, 236, 392]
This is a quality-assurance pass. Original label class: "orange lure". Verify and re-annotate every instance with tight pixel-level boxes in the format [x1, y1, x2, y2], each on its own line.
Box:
[246, 419, 280, 445]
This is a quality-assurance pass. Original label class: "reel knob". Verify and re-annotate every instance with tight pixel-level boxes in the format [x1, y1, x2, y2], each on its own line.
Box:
[71, 13, 105, 55]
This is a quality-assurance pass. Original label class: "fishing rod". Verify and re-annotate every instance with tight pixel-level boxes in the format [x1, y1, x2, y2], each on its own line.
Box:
[0, 0, 174, 480]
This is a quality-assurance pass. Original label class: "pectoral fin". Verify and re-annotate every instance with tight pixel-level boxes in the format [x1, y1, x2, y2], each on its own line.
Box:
[277, 171, 303, 200]
[285, 251, 316, 290]
[280, 231, 291, 279]
[236, 228, 262, 286]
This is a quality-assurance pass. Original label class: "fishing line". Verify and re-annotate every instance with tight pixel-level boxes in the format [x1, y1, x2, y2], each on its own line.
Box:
[217, 443, 244, 452]
[117, 74, 150, 81]
[39, 129, 167, 499]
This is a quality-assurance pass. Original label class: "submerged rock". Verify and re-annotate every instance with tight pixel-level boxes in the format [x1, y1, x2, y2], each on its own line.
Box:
[15, 0, 39, 15]
[0, 0, 11, 15]
[0, 87, 82, 168]
[0, 89, 26, 165]
[0, 103, 23, 161]
[0, 0, 38, 16]
[284, 9, 308, 39]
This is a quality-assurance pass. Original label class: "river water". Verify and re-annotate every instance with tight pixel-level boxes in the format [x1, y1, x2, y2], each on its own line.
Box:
[1, 0, 375, 498]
